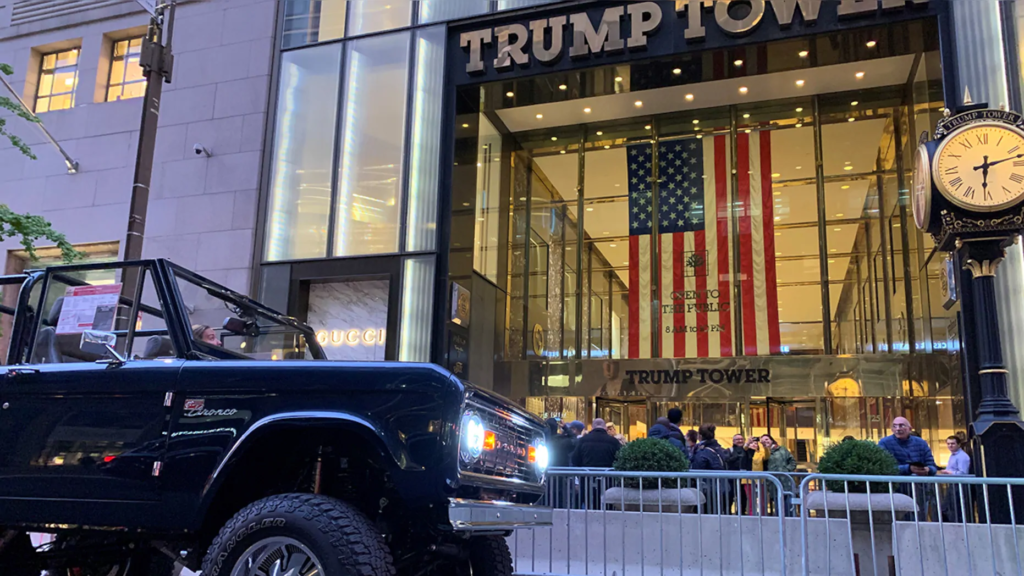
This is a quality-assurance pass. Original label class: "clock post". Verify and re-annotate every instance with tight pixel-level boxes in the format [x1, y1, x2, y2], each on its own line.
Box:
[915, 106, 1024, 520]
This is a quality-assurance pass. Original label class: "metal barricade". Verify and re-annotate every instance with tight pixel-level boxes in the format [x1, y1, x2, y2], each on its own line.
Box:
[510, 468, 790, 576]
[797, 474, 1024, 576]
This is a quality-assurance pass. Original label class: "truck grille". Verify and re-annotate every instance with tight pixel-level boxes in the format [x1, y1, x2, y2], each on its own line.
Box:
[463, 397, 542, 484]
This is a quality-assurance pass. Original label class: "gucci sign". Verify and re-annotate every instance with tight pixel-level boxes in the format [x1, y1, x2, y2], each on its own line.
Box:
[461, 0, 929, 74]
[316, 329, 386, 347]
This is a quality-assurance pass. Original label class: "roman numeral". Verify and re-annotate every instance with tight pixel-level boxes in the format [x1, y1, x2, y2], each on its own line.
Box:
[960, 141, 974, 150]
[1011, 173, 1024, 184]
[977, 133, 989, 145]
[1010, 146, 1021, 154]
[948, 154, 962, 159]
[1014, 160, 1024, 167]
[999, 135, 1005, 146]
[944, 167, 958, 175]
[964, 186, 975, 199]
[985, 188, 993, 201]
[949, 177, 964, 189]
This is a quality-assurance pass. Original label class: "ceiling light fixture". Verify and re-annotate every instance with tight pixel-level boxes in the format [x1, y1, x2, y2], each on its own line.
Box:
[685, 93, 694, 101]
[745, 129, 752, 134]
[844, 166, 854, 170]
[559, 84, 567, 91]
[462, 123, 469, 128]
[615, 76, 623, 82]
[851, 101, 859, 106]
[536, 114, 543, 119]
[673, 68, 682, 75]
[734, 59, 744, 67]
[645, 125, 651, 130]
[596, 131, 603, 135]
[610, 243, 617, 248]
[696, 135, 704, 139]
[771, 173, 781, 178]
[796, 79, 805, 87]
[836, 213, 844, 217]
[604, 145, 611, 149]
[506, 91, 514, 98]
[560, 150, 566, 154]
[841, 185, 850, 190]
[586, 207, 594, 212]
[796, 107, 804, 112]
[584, 107, 592, 113]
[774, 216, 781, 221]
[834, 227, 841, 231]
[848, 118, 855, 122]
[551, 137, 558, 141]
[693, 119, 700, 124]
[462, 202, 470, 207]
[795, 123, 803, 128]
[799, 50, 809, 58]
[796, 166, 802, 170]
[743, 113, 751, 119]
[634, 100, 643, 108]
[855, 71, 865, 79]
[739, 86, 749, 94]
[866, 40, 877, 48]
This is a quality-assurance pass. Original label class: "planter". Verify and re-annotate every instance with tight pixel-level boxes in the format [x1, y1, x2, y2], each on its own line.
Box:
[805, 490, 918, 576]
[603, 487, 705, 513]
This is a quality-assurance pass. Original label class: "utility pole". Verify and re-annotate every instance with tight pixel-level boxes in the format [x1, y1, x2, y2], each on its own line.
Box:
[120, 1, 175, 320]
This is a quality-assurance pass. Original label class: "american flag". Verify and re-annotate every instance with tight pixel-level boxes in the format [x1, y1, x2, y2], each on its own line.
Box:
[627, 132, 781, 358]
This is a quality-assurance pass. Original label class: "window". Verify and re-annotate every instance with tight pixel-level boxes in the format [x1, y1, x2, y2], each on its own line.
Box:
[346, 0, 412, 36]
[107, 38, 146, 102]
[282, 0, 347, 49]
[35, 48, 80, 113]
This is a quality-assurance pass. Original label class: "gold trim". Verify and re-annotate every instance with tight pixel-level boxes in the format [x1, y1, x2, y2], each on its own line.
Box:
[963, 258, 1004, 277]
[978, 369, 1010, 375]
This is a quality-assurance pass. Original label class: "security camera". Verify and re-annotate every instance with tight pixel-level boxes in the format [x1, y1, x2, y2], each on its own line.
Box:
[193, 144, 212, 158]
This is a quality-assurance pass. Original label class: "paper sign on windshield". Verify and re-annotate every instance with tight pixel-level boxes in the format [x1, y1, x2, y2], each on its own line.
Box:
[56, 284, 122, 334]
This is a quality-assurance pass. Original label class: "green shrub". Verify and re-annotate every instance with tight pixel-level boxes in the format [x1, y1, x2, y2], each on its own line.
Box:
[613, 437, 689, 489]
[817, 440, 898, 493]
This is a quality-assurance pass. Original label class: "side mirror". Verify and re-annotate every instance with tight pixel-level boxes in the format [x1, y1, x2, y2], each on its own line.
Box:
[223, 317, 259, 337]
[81, 330, 126, 365]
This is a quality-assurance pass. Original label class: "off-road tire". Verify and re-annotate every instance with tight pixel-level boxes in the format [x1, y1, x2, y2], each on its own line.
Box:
[200, 493, 395, 576]
[466, 536, 513, 576]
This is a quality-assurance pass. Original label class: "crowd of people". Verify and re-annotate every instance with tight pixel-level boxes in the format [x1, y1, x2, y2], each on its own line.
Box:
[544, 411, 973, 517]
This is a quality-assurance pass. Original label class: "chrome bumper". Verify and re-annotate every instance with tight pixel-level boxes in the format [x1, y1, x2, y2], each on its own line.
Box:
[448, 498, 553, 532]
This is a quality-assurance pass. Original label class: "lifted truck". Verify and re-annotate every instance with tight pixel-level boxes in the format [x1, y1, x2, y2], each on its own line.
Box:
[0, 259, 551, 576]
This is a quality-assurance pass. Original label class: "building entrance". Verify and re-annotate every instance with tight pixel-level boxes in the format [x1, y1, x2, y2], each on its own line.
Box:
[595, 397, 648, 442]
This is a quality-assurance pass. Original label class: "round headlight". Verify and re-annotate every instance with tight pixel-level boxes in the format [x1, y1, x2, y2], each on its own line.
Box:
[534, 442, 549, 472]
[461, 412, 485, 461]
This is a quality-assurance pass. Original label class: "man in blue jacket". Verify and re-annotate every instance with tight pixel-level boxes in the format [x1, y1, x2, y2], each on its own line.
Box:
[879, 416, 937, 476]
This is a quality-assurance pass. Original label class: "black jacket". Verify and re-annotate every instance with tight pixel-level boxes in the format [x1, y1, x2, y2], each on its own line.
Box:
[549, 433, 577, 468]
[727, 446, 746, 471]
[690, 439, 729, 471]
[571, 429, 621, 468]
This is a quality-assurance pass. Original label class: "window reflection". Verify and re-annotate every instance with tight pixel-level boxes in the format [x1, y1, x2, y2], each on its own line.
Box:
[335, 32, 411, 257]
[346, 0, 413, 36]
[265, 45, 342, 261]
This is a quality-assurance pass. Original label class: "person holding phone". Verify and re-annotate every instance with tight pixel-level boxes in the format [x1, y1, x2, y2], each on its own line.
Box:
[879, 416, 937, 476]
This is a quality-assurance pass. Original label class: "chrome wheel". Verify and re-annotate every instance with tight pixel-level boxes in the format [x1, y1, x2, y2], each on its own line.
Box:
[229, 538, 323, 576]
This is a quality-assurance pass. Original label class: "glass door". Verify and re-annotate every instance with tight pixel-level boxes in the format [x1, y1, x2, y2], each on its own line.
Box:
[596, 398, 650, 441]
[767, 399, 819, 470]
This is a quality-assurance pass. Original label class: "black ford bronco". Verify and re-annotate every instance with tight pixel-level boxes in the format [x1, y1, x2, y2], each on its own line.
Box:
[0, 259, 551, 576]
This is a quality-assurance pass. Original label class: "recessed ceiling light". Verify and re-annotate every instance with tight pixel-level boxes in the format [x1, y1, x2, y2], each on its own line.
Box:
[596, 131, 603, 136]
[634, 100, 643, 108]
[622, 261, 629, 265]
[645, 125, 651, 130]
[844, 165, 854, 170]
[551, 137, 558, 141]
[673, 68, 682, 75]
[560, 150, 566, 154]
[610, 244, 617, 248]
[604, 145, 610, 149]
[519, 197, 526, 201]
[559, 84, 567, 91]
[845, 161, 851, 165]
[685, 93, 694, 101]
[776, 232, 782, 236]
[796, 79, 805, 87]
[586, 207, 594, 212]
[851, 101, 859, 106]
[743, 113, 751, 119]
[842, 185, 850, 190]
[774, 191, 781, 195]
[739, 86, 748, 94]
[774, 216, 781, 221]
[833, 228, 841, 231]
[795, 123, 803, 128]
[828, 259, 836, 264]
[866, 40, 877, 48]
[603, 231, 610, 234]
[796, 166, 802, 170]
[771, 173, 781, 178]
[796, 107, 804, 112]
[536, 114, 543, 119]
[799, 50, 809, 58]
[836, 213, 844, 217]
[745, 129, 752, 134]
[855, 71, 865, 79]
[734, 59, 744, 67]
[848, 118, 855, 122]
[693, 119, 700, 124]
[830, 248, 837, 252]
[478, 217, 485, 221]
[462, 202, 470, 206]
[584, 107, 592, 113]
[776, 252, 783, 257]
[462, 123, 469, 128]
[506, 92, 515, 99]
[615, 76, 623, 82]
[696, 135, 703, 139]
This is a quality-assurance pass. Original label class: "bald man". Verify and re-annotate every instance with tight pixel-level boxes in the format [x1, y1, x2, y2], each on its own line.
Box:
[879, 416, 937, 476]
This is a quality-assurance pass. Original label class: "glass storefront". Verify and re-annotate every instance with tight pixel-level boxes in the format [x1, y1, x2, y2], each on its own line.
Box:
[447, 17, 963, 468]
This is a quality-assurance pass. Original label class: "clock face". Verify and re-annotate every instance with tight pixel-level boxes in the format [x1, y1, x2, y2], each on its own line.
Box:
[933, 122, 1024, 212]
[912, 144, 932, 230]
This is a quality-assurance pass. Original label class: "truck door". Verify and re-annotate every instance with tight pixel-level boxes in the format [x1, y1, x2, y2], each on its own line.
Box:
[0, 264, 181, 528]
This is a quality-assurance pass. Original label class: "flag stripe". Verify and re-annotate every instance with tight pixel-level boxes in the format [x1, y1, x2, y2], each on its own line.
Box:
[695, 230, 709, 358]
[673, 231, 686, 358]
[715, 136, 733, 357]
[661, 232, 674, 358]
[704, 137, 721, 358]
[737, 133, 757, 356]
[761, 131, 782, 354]
[638, 235, 652, 358]
[629, 235, 639, 358]
[684, 233, 697, 357]
[749, 134, 771, 353]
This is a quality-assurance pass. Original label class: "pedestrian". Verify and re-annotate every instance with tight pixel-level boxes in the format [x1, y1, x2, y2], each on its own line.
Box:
[667, 407, 684, 430]
[606, 423, 627, 445]
[689, 424, 732, 512]
[725, 434, 746, 514]
[545, 418, 576, 469]
[880, 416, 937, 519]
[762, 434, 796, 515]
[649, 420, 686, 452]
[684, 429, 699, 460]
[879, 417, 937, 476]
[568, 420, 586, 439]
[742, 436, 769, 515]
[570, 418, 621, 468]
[939, 434, 972, 521]
[842, 435, 856, 443]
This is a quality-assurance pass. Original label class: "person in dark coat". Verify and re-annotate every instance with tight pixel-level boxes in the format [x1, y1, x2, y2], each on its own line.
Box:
[571, 418, 621, 468]
[649, 421, 687, 452]
[545, 418, 576, 469]
[689, 424, 732, 513]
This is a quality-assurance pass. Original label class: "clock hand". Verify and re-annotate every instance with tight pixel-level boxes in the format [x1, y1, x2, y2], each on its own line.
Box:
[982, 155, 989, 193]
[975, 153, 1024, 170]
